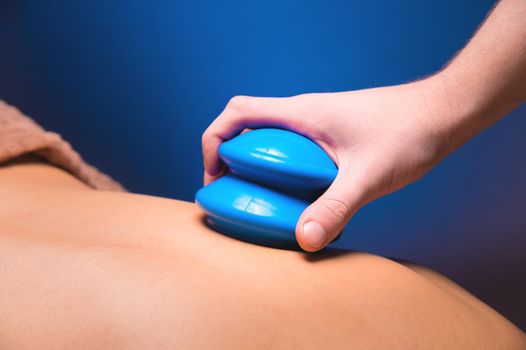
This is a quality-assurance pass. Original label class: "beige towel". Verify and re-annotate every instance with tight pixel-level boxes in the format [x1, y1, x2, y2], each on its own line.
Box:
[0, 100, 124, 191]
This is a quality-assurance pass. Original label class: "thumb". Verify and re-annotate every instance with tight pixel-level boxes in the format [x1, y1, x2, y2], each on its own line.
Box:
[296, 166, 368, 252]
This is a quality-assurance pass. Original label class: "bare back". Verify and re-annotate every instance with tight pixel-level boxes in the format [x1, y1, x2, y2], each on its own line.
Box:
[0, 161, 524, 349]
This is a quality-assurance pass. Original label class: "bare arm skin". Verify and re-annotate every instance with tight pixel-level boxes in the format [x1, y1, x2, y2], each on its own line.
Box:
[0, 161, 524, 349]
[202, 0, 526, 251]
[437, 0, 526, 152]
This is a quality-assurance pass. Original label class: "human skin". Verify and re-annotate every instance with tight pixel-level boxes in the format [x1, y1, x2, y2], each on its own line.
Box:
[201, 0, 526, 251]
[0, 160, 525, 349]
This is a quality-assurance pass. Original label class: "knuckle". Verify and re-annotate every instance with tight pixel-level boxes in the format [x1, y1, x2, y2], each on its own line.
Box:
[201, 129, 220, 156]
[201, 129, 212, 148]
[226, 95, 249, 111]
[321, 198, 351, 221]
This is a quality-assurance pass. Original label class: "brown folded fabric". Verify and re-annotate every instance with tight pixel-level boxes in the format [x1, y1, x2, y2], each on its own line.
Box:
[0, 100, 124, 191]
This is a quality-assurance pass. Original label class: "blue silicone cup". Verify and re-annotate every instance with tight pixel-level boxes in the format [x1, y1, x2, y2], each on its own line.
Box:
[219, 129, 337, 195]
[195, 128, 338, 250]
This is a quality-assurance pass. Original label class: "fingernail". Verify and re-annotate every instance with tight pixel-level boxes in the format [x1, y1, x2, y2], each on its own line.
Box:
[302, 221, 326, 249]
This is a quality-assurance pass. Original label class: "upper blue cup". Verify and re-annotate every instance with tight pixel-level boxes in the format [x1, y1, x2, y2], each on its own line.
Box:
[195, 128, 338, 250]
[219, 128, 337, 194]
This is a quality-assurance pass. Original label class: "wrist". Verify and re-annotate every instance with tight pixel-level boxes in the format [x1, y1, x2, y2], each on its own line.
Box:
[422, 69, 510, 154]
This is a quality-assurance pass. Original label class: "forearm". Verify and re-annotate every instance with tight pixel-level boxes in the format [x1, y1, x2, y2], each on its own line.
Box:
[434, 0, 526, 148]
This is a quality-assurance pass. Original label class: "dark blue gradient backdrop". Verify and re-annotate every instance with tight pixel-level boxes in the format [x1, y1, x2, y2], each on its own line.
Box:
[1, 0, 525, 328]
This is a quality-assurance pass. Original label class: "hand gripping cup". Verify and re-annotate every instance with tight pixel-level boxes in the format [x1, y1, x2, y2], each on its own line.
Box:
[196, 128, 338, 250]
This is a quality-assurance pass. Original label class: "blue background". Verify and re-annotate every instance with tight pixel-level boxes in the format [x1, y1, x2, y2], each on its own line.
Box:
[1, 0, 525, 329]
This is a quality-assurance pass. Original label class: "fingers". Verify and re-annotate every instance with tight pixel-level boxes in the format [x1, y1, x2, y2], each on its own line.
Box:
[296, 164, 369, 252]
[203, 166, 227, 186]
[203, 171, 217, 186]
[202, 95, 301, 177]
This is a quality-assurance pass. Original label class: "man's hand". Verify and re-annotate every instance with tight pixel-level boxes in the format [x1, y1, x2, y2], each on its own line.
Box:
[202, 0, 526, 251]
[202, 78, 457, 251]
